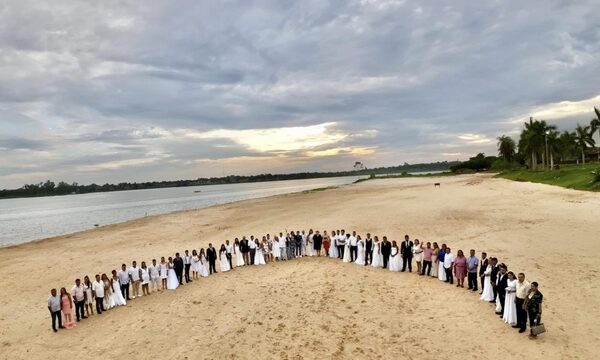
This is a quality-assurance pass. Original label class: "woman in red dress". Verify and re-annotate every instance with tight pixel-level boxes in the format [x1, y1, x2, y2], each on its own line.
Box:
[323, 231, 331, 257]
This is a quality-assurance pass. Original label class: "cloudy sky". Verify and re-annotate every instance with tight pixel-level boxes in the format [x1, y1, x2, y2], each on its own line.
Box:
[1, 0, 599, 189]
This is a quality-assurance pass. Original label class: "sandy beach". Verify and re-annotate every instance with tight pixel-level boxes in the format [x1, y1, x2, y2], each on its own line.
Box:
[0, 174, 598, 359]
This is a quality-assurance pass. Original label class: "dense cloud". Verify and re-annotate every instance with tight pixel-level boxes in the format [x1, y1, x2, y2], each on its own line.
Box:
[1, 0, 599, 188]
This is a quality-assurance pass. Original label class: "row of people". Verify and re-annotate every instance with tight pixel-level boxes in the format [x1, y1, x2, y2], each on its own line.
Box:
[47, 229, 543, 338]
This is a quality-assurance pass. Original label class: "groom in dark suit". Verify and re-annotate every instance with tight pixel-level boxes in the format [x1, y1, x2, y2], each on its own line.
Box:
[240, 237, 250, 266]
[206, 244, 217, 274]
[496, 264, 508, 315]
[364, 233, 373, 266]
[173, 253, 184, 285]
[400, 235, 413, 272]
[380, 236, 391, 269]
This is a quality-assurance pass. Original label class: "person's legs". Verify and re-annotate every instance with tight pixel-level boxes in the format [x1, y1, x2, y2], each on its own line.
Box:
[121, 283, 130, 300]
[445, 267, 453, 284]
[95, 297, 103, 314]
[423, 260, 431, 275]
[401, 256, 407, 271]
[416, 261, 422, 274]
[515, 298, 525, 330]
[51, 311, 60, 331]
[185, 264, 191, 282]
[480, 275, 485, 294]
[528, 310, 540, 329]
[408, 256, 412, 272]
[77, 300, 85, 320]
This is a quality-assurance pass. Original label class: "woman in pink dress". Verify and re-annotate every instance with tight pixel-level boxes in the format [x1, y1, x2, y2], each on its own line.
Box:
[453, 250, 468, 288]
[60, 287, 77, 329]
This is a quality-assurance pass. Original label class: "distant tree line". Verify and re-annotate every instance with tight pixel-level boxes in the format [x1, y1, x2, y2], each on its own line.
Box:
[0, 161, 458, 199]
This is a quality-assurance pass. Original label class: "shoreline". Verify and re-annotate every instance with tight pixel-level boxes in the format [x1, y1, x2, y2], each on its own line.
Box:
[0, 174, 597, 359]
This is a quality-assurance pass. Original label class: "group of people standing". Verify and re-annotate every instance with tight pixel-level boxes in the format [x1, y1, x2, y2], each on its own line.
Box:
[47, 229, 544, 338]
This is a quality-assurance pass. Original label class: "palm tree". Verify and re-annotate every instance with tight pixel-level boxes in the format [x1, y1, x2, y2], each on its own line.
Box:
[574, 124, 595, 164]
[518, 118, 556, 170]
[590, 107, 600, 161]
[558, 131, 577, 162]
[545, 130, 560, 170]
[497, 135, 516, 169]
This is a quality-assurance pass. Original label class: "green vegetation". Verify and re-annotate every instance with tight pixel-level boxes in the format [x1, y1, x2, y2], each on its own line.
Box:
[353, 170, 455, 184]
[0, 161, 459, 199]
[496, 164, 600, 191]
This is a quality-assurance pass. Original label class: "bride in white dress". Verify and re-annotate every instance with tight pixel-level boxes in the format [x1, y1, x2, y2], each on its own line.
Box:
[503, 273, 518, 325]
[219, 246, 231, 272]
[480, 264, 495, 301]
[234, 240, 245, 266]
[354, 238, 366, 265]
[254, 240, 266, 265]
[111, 275, 126, 306]
[342, 241, 351, 263]
[389, 242, 401, 271]
[102, 275, 114, 309]
[329, 231, 338, 259]
[198, 250, 209, 277]
[167, 258, 179, 290]
[437, 245, 447, 281]
[372, 237, 382, 267]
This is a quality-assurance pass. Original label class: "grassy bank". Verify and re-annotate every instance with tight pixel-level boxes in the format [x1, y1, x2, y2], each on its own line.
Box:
[496, 164, 600, 191]
[353, 171, 457, 184]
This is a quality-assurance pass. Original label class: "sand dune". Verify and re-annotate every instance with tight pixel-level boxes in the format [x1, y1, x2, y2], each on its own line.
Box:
[0, 174, 598, 359]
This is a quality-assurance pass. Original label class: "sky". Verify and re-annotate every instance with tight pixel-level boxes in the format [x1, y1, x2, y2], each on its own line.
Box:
[1, 0, 599, 189]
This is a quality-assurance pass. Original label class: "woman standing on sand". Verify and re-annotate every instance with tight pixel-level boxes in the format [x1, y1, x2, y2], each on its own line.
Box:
[354, 236, 366, 265]
[159, 257, 168, 290]
[437, 244, 447, 281]
[262, 236, 270, 263]
[234, 239, 245, 266]
[372, 236, 382, 268]
[413, 239, 424, 274]
[323, 231, 331, 257]
[453, 250, 467, 288]
[83, 276, 94, 317]
[167, 257, 179, 290]
[220, 244, 231, 272]
[60, 287, 76, 329]
[102, 273, 114, 309]
[111, 270, 127, 306]
[342, 234, 351, 263]
[389, 241, 401, 272]
[198, 248, 209, 277]
[431, 243, 440, 278]
[254, 239, 267, 265]
[191, 250, 200, 280]
[503, 272, 517, 325]
[140, 261, 150, 296]
[480, 260, 494, 302]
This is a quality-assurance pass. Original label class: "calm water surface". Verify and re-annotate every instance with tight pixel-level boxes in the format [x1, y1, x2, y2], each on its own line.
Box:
[0, 176, 363, 247]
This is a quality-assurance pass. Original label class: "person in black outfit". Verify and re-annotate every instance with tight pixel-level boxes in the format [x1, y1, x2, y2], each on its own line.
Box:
[337, 231, 346, 260]
[364, 233, 373, 265]
[479, 252, 488, 294]
[400, 235, 413, 272]
[240, 237, 250, 265]
[313, 231, 323, 256]
[526, 282, 543, 336]
[490, 257, 499, 302]
[173, 253, 184, 285]
[496, 264, 508, 315]
[380, 236, 392, 269]
[184, 250, 192, 283]
[206, 243, 217, 274]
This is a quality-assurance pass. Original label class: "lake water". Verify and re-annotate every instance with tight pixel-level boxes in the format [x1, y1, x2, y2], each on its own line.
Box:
[0, 176, 364, 247]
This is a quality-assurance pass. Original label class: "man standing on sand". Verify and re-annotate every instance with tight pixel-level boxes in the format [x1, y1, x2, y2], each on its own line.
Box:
[514, 273, 531, 333]
[225, 240, 233, 269]
[490, 257, 499, 302]
[173, 253, 184, 285]
[496, 264, 508, 316]
[92, 274, 105, 314]
[149, 259, 160, 292]
[337, 231, 346, 260]
[240, 237, 250, 265]
[118, 264, 131, 300]
[400, 235, 414, 272]
[364, 233, 373, 265]
[183, 250, 192, 283]
[206, 244, 217, 274]
[467, 249, 479, 292]
[421, 242, 433, 276]
[349, 231, 358, 262]
[70, 279, 87, 322]
[248, 236, 257, 265]
[479, 252, 488, 294]
[380, 236, 392, 269]
[48, 288, 63, 332]
[129, 261, 142, 298]
[443, 247, 455, 284]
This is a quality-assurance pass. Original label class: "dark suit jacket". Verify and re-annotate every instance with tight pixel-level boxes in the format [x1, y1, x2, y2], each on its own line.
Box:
[173, 257, 184, 272]
[365, 238, 373, 251]
[479, 258, 489, 276]
[206, 247, 217, 261]
[490, 266, 499, 284]
[381, 241, 392, 256]
[497, 273, 508, 296]
[400, 240, 414, 258]
[240, 239, 249, 253]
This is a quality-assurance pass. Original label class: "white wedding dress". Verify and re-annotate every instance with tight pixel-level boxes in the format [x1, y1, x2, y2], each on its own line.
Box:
[354, 241, 366, 265]
[480, 266, 495, 301]
[372, 242, 382, 267]
[167, 265, 179, 290]
[235, 245, 245, 266]
[112, 279, 126, 306]
[272, 239, 281, 258]
[503, 279, 517, 325]
[437, 255, 447, 281]
[220, 251, 231, 272]
[329, 237, 338, 258]
[342, 243, 351, 263]
[198, 255, 209, 277]
[104, 281, 115, 309]
[389, 248, 401, 271]
[254, 247, 266, 265]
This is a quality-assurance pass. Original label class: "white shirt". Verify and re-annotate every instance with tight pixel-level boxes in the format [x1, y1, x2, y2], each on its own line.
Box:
[349, 236, 358, 246]
[71, 284, 85, 302]
[337, 236, 347, 245]
[48, 295, 61, 312]
[118, 270, 129, 284]
[149, 264, 159, 277]
[129, 266, 141, 281]
[92, 280, 105, 298]
[443, 253, 455, 268]
[279, 237, 286, 248]
[249, 240, 256, 249]
[225, 244, 233, 254]
[183, 255, 191, 265]
[516, 280, 531, 299]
